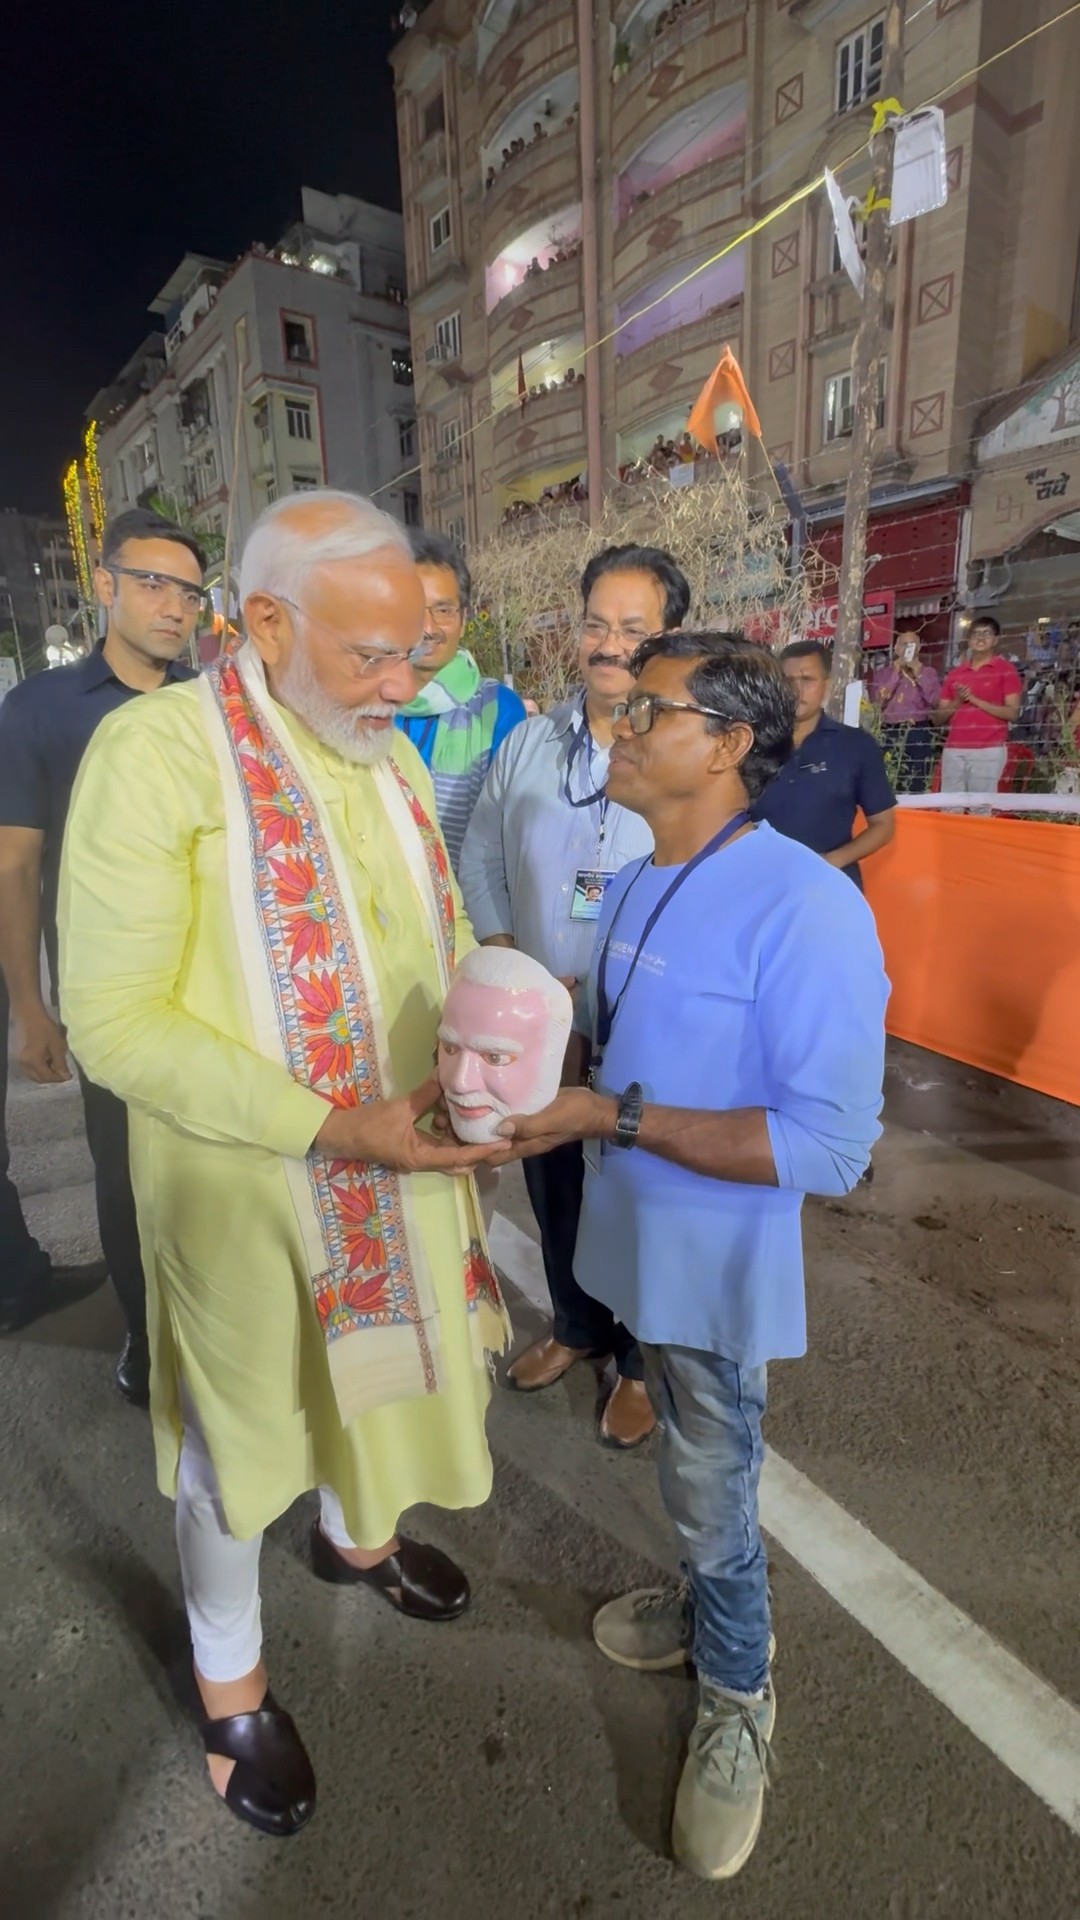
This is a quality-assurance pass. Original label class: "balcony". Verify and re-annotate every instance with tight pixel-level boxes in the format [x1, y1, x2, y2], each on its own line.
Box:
[479, 0, 577, 145]
[483, 122, 581, 261]
[612, 0, 748, 169]
[614, 153, 744, 294]
[488, 253, 584, 371]
[492, 382, 585, 489]
[615, 304, 743, 432]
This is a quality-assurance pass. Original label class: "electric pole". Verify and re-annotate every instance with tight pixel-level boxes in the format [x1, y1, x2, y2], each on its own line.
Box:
[829, 0, 906, 716]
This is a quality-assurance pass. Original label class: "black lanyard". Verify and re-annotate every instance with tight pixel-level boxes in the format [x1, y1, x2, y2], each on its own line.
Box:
[593, 811, 751, 1056]
[562, 716, 611, 842]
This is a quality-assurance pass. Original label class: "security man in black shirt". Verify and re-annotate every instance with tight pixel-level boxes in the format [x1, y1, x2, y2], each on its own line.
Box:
[0, 508, 204, 1401]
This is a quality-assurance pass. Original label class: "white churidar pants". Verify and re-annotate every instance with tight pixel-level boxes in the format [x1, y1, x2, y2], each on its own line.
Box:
[176, 1397, 359, 1682]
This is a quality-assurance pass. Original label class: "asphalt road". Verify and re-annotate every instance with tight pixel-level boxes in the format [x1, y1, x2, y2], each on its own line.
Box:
[1, 1043, 1078, 1920]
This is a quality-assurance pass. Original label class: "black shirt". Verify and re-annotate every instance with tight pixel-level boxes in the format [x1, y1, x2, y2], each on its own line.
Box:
[0, 645, 194, 981]
[752, 710, 896, 890]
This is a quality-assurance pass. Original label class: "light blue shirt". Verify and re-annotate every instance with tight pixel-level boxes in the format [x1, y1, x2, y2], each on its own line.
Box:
[574, 823, 889, 1367]
[458, 697, 654, 982]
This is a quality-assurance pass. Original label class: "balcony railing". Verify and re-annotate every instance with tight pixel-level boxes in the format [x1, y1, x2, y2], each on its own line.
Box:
[616, 153, 744, 254]
[482, 121, 580, 246]
[492, 381, 585, 483]
[615, 303, 742, 377]
[618, 0, 746, 75]
[479, 0, 578, 144]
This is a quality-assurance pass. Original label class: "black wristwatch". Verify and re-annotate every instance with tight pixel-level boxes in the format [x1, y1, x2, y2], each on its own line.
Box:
[612, 1081, 644, 1150]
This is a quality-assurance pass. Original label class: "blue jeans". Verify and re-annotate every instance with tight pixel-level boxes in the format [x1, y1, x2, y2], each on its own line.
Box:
[641, 1342, 770, 1695]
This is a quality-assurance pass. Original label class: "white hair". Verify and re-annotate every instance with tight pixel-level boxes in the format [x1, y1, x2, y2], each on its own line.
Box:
[455, 946, 573, 1028]
[237, 489, 410, 608]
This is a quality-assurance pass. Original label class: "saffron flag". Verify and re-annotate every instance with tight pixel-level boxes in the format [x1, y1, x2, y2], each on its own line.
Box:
[687, 345, 761, 456]
[517, 353, 527, 415]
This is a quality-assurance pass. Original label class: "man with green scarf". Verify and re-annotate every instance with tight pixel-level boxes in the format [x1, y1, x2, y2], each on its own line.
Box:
[396, 532, 526, 871]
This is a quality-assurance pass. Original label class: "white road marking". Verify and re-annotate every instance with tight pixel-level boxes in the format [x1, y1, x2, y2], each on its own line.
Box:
[490, 1209, 1080, 1841]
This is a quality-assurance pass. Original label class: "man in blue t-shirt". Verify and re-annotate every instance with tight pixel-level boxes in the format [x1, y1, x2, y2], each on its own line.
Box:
[752, 639, 896, 889]
[503, 631, 888, 1884]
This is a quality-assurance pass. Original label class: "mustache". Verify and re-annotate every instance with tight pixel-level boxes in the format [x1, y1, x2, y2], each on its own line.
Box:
[587, 650, 633, 668]
[446, 1090, 510, 1113]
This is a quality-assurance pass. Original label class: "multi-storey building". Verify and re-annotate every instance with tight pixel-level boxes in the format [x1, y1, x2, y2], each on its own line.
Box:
[90, 188, 418, 560]
[0, 511, 80, 671]
[391, 0, 1080, 652]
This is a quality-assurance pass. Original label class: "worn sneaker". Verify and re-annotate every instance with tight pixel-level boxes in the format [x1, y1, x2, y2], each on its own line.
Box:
[593, 1585, 777, 1675]
[593, 1584, 692, 1670]
[672, 1679, 775, 1882]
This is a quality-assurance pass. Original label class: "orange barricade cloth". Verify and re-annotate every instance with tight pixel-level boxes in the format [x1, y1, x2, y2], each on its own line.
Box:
[863, 810, 1080, 1106]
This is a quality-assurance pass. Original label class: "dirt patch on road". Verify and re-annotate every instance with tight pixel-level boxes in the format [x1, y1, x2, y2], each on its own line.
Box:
[806, 1172, 1080, 1374]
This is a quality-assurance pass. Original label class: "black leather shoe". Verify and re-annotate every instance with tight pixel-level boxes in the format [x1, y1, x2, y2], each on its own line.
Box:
[201, 1690, 316, 1838]
[0, 1261, 108, 1336]
[310, 1522, 471, 1621]
[115, 1331, 150, 1407]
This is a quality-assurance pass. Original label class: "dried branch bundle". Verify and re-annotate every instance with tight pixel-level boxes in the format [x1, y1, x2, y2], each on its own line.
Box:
[469, 467, 831, 706]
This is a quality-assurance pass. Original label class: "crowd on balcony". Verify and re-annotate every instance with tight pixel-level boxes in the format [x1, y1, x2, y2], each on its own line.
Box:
[484, 105, 580, 192]
[653, 0, 706, 38]
[522, 366, 581, 402]
[522, 236, 583, 281]
[500, 473, 588, 527]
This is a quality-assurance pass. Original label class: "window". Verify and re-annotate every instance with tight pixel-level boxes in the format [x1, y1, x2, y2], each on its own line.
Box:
[290, 472, 318, 492]
[398, 417, 417, 460]
[824, 361, 886, 443]
[403, 490, 421, 527]
[285, 399, 313, 441]
[836, 17, 884, 114]
[831, 219, 867, 276]
[283, 316, 314, 364]
[429, 206, 452, 254]
[392, 348, 414, 387]
[199, 447, 218, 492]
[447, 516, 466, 546]
[253, 397, 271, 442]
[422, 93, 446, 140]
[435, 311, 462, 361]
[440, 417, 462, 455]
[266, 476, 278, 504]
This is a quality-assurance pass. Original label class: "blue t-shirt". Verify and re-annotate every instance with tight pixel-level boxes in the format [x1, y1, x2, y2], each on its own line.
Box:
[574, 823, 889, 1366]
[752, 712, 895, 889]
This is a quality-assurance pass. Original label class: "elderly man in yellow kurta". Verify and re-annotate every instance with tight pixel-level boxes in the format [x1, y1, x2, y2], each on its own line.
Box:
[59, 491, 511, 1839]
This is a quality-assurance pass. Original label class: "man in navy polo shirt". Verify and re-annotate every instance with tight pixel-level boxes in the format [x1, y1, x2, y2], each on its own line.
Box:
[0, 508, 204, 1400]
[752, 640, 896, 889]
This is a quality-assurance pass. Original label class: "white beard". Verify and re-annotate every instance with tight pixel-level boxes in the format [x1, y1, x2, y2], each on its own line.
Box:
[445, 1091, 511, 1145]
[275, 644, 396, 765]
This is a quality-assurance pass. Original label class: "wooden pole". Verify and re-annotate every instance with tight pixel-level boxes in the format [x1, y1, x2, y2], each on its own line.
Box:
[828, 0, 906, 717]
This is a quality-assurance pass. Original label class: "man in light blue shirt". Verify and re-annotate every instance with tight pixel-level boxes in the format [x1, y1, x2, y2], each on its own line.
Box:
[503, 631, 888, 1883]
[459, 543, 690, 1447]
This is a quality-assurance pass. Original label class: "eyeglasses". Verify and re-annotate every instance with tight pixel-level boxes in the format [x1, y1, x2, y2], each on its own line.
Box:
[278, 597, 436, 673]
[612, 693, 730, 735]
[424, 601, 464, 626]
[582, 619, 652, 645]
[109, 566, 207, 614]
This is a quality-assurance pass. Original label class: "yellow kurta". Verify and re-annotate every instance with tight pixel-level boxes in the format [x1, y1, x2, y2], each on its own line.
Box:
[58, 680, 506, 1545]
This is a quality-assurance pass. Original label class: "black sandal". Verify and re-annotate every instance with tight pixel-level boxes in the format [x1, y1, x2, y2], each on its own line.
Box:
[200, 1690, 316, 1837]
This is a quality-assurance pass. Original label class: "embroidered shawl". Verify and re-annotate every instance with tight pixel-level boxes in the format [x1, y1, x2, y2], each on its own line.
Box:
[197, 641, 508, 1427]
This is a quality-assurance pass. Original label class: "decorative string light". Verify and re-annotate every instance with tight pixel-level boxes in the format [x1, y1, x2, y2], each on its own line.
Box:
[83, 421, 107, 552]
[63, 460, 94, 608]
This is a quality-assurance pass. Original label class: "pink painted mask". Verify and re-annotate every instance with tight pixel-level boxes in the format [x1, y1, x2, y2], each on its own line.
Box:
[438, 948, 574, 1144]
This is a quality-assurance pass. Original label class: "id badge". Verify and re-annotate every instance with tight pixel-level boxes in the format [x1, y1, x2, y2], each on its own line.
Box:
[570, 869, 614, 921]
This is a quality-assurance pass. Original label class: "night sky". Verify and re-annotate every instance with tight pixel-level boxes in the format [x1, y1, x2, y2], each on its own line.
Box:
[3, 2, 401, 514]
